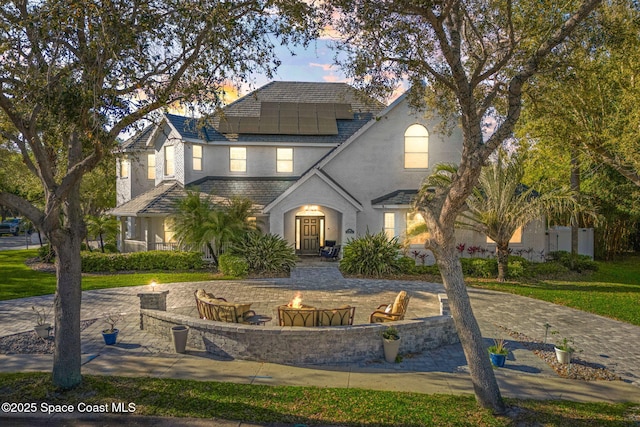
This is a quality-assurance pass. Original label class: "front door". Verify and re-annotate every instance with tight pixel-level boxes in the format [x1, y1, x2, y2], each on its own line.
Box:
[299, 217, 320, 255]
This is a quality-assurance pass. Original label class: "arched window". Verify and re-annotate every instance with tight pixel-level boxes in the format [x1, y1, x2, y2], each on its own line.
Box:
[404, 124, 429, 168]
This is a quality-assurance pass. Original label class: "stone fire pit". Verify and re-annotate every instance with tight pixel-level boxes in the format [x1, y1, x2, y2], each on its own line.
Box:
[139, 293, 459, 365]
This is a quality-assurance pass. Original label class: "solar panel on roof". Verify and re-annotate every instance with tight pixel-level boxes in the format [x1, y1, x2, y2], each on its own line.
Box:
[260, 102, 280, 117]
[316, 103, 335, 118]
[279, 118, 299, 134]
[238, 117, 260, 133]
[259, 117, 279, 134]
[299, 103, 317, 118]
[334, 103, 354, 119]
[217, 116, 241, 133]
[298, 116, 319, 135]
[317, 117, 339, 135]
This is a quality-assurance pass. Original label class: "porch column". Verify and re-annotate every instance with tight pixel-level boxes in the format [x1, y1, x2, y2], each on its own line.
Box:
[270, 214, 285, 238]
[118, 216, 126, 252]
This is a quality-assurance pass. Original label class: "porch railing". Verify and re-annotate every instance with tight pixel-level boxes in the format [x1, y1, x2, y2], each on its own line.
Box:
[148, 242, 226, 262]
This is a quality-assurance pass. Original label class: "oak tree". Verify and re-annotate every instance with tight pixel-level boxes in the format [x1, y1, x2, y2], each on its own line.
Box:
[0, 0, 318, 389]
[328, 0, 602, 412]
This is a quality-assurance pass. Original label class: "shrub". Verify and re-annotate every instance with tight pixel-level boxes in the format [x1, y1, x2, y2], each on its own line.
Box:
[340, 230, 403, 277]
[414, 264, 440, 275]
[461, 258, 498, 278]
[230, 233, 296, 274]
[38, 244, 55, 263]
[547, 251, 598, 272]
[396, 256, 416, 274]
[218, 253, 248, 277]
[103, 243, 119, 253]
[81, 250, 204, 273]
[528, 261, 569, 276]
[507, 259, 526, 278]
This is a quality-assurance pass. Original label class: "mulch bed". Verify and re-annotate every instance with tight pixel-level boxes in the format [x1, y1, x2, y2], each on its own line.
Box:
[0, 319, 97, 355]
[498, 325, 621, 382]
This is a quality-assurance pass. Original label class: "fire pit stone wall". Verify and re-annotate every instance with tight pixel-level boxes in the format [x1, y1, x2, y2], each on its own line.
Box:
[140, 303, 459, 365]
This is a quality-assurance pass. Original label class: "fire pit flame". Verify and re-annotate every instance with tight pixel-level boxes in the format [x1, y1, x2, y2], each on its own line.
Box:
[288, 292, 303, 309]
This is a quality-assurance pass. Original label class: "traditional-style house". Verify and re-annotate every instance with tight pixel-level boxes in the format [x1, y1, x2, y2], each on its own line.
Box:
[112, 81, 581, 261]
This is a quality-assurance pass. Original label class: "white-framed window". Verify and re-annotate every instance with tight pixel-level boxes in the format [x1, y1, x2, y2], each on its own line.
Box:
[230, 147, 246, 172]
[147, 154, 156, 180]
[404, 124, 429, 169]
[487, 226, 523, 244]
[164, 145, 175, 176]
[163, 219, 175, 243]
[119, 157, 129, 178]
[384, 212, 396, 239]
[193, 145, 202, 171]
[406, 211, 429, 245]
[276, 148, 293, 173]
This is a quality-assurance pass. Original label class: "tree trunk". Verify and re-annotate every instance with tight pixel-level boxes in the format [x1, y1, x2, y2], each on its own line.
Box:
[50, 185, 84, 389]
[436, 243, 506, 414]
[570, 150, 581, 261]
[496, 242, 509, 282]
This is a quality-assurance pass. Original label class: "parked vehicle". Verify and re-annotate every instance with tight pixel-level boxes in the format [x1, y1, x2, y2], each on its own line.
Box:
[0, 218, 23, 236]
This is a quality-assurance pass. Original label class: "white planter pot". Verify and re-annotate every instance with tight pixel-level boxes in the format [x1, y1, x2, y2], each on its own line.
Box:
[34, 324, 51, 339]
[554, 347, 572, 364]
[383, 338, 400, 363]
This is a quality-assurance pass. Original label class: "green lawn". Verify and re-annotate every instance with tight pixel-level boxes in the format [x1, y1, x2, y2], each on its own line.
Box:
[3, 249, 640, 328]
[0, 249, 222, 300]
[0, 373, 637, 426]
[467, 256, 640, 326]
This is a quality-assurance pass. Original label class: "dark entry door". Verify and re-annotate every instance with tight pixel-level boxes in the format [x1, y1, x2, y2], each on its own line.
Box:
[300, 217, 320, 254]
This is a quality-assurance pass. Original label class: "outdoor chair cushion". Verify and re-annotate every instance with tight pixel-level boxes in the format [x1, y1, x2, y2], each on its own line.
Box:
[195, 289, 255, 323]
[392, 291, 408, 314]
[370, 291, 411, 323]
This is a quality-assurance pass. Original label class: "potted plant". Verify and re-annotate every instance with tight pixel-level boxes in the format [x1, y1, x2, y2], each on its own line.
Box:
[32, 305, 52, 339]
[488, 338, 508, 367]
[553, 335, 574, 364]
[382, 326, 400, 363]
[102, 313, 122, 345]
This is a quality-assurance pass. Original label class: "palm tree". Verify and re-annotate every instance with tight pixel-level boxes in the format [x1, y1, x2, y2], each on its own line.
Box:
[171, 192, 257, 265]
[457, 149, 577, 281]
[85, 214, 119, 253]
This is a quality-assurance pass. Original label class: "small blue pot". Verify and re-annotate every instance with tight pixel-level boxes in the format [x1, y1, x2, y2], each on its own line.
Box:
[489, 352, 506, 368]
[102, 329, 119, 345]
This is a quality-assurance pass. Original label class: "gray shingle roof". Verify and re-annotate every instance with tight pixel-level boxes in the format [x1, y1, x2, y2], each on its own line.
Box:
[159, 82, 384, 145]
[164, 112, 374, 144]
[120, 125, 155, 151]
[222, 82, 385, 117]
[110, 181, 186, 216]
[189, 177, 298, 208]
[371, 190, 419, 206]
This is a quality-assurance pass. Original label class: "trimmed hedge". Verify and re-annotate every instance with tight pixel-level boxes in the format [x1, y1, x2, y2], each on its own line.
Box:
[81, 250, 205, 272]
[547, 251, 598, 272]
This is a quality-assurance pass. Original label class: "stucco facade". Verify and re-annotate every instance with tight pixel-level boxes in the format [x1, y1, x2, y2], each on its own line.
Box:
[112, 81, 552, 259]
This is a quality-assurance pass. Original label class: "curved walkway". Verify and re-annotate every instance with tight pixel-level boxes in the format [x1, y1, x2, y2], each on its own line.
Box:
[1, 263, 639, 403]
